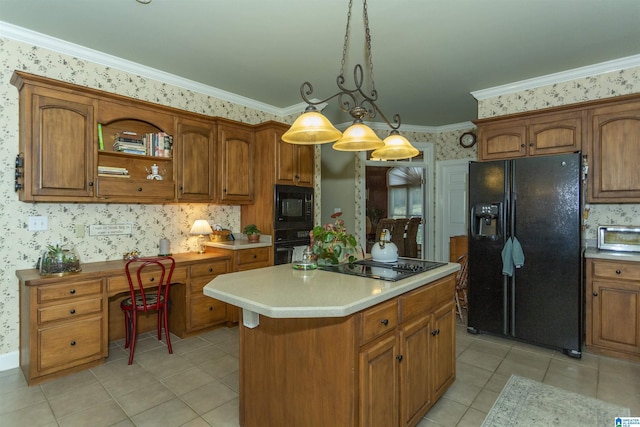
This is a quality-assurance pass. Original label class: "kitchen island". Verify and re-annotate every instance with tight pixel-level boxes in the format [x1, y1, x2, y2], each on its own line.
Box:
[203, 262, 460, 427]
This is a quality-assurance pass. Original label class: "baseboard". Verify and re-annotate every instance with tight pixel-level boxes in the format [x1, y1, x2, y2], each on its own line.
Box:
[0, 351, 20, 371]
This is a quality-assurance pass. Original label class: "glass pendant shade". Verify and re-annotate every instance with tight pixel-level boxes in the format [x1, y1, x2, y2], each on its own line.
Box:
[332, 123, 384, 151]
[371, 132, 419, 160]
[281, 111, 342, 145]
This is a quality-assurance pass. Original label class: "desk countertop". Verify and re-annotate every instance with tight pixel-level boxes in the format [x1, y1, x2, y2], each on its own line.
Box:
[203, 262, 460, 319]
[204, 235, 272, 250]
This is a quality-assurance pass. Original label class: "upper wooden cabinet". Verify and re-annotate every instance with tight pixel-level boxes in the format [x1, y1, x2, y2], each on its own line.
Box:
[476, 110, 584, 161]
[12, 76, 97, 202]
[176, 117, 215, 202]
[11, 71, 266, 205]
[276, 131, 314, 187]
[588, 98, 640, 203]
[217, 121, 255, 204]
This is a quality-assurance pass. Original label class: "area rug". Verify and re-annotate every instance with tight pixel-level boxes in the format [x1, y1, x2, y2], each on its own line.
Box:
[481, 375, 630, 427]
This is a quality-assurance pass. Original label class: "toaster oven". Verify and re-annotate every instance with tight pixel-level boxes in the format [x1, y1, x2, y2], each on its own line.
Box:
[597, 226, 640, 252]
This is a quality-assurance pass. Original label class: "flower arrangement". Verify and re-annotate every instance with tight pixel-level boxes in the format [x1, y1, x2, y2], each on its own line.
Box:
[310, 212, 360, 265]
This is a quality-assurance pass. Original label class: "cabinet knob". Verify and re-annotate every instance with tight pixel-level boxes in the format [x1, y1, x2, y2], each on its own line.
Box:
[209, 306, 213, 311]
[396, 355, 403, 362]
[70, 341, 76, 346]
[150, 277, 155, 282]
[88, 182, 94, 187]
[137, 187, 143, 192]
[380, 319, 389, 326]
[70, 309, 76, 314]
[69, 289, 76, 294]
[431, 329, 440, 336]
[593, 292, 598, 297]
[529, 143, 534, 147]
[253, 255, 257, 259]
[520, 143, 526, 148]
[209, 267, 214, 273]
[616, 269, 621, 275]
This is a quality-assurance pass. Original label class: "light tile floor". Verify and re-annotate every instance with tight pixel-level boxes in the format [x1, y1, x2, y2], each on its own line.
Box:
[1, 317, 638, 426]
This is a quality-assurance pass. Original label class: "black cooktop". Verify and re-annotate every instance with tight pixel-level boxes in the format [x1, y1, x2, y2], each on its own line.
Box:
[317, 258, 447, 282]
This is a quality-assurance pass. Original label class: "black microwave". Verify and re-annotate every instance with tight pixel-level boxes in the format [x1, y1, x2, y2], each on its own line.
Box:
[274, 185, 314, 230]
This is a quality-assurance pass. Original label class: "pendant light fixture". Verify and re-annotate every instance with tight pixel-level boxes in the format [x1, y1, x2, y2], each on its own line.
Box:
[281, 0, 418, 160]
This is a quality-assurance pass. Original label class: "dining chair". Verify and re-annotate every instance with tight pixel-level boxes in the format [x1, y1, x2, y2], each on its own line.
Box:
[121, 256, 175, 365]
[454, 253, 469, 322]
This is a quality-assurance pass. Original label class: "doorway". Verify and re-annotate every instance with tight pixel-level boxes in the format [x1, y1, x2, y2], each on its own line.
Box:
[361, 143, 434, 260]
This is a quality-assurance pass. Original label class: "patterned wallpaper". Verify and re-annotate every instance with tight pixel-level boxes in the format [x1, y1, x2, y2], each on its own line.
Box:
[476, 66, 640, 243]
[0, 36, 301, 357]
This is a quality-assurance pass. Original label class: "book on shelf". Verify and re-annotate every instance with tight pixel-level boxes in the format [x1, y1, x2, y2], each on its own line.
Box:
[98, 123, 104, 150]
[98, 173, 131, 178]
[98, 166, 129, 175]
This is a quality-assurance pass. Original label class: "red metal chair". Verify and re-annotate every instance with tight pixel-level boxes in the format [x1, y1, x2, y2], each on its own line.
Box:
[121, 256, 175, 365]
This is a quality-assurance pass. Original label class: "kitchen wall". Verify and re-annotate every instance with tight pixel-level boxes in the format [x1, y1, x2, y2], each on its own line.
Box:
[476, 65, 640, 243]
[0, 36, 297, 361]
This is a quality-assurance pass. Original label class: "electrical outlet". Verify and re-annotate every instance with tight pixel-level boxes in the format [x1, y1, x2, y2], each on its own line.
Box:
[28, 216, 48, 231]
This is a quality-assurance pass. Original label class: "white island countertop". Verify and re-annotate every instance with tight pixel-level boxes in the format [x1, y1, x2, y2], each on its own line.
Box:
[203, 262, 460, 326]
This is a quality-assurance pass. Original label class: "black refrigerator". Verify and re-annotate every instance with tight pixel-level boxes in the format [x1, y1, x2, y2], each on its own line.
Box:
[467, 152, 582, 358]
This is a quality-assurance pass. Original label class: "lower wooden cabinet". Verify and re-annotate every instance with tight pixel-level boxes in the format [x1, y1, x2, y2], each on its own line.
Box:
[21, 278, 108, 384]
[586, 258, 640, 361]
[360, 277, 456, 427]
[170, 258, 231, 337]
[205, 245, 271, 323]
[17, 252, 232, 385]
[239, 273, 456, 427]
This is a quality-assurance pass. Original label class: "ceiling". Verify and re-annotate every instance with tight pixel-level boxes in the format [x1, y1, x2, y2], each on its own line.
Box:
[2, 0, 640, 128]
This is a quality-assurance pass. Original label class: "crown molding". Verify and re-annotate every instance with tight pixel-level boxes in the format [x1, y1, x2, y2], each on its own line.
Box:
[472, 54, 640, 100]
[2, 21, 476, 134]
[0, 21, 285, 116]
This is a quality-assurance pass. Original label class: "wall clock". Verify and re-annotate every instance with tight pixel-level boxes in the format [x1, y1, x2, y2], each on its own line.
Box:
[459, 132, 477, 148]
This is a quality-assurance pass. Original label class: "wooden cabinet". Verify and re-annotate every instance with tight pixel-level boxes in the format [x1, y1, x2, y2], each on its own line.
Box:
[20, 277, 108, 384]
[586, 258, 640, 361]
[17, 252, 232, 385]
[476, 110, 584, 161]
[449, 235, 468, 262]
[11, 70, 268, 205]
[588, 98, 640, 203]
[217, 121, 255, 204]
[275, 126, 314, 187]
[170, 258, 230, 337]
[205, 246, 271, 323]
[11, 74, 97, 202]
[239, 273, 456, 427]
[176, 117, 216, 202]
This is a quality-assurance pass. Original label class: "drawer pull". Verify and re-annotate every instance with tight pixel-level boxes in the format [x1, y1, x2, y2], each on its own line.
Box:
[209, 268, 214, 273]
[431, 329, 440, 336]
[396, 355, 403, 362]
[253, 255, 257, 259]
[593, 292, 598, 297]
[150, 277, 155, 282]
[380, 319, 389, 326]
[69, 289, 76, 294]
[616, 269, 621, 275]
[209, 306, 213, 311]
[137, 187, 143, 192]
[70, 309, 76, 314]
[70, 341, 76, 346]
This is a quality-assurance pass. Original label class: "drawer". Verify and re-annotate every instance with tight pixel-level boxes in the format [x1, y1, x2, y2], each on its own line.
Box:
[38, 297, 103, 324]
[236, 247, 269, 266]
[191, 259, 230, 278]
[361, 299, 398, 345]
[591, 259, 640, 281]
[38, 279, 103, 303]
[400, 275, 455, 322]
[190, 294, 227, 330]
[108, 266, 188, 295]
[96, 177, 175, 200]
[38, 316, 104, 373]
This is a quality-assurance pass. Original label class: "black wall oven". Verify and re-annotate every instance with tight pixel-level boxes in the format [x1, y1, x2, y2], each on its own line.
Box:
[274, 185, 314, 265]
